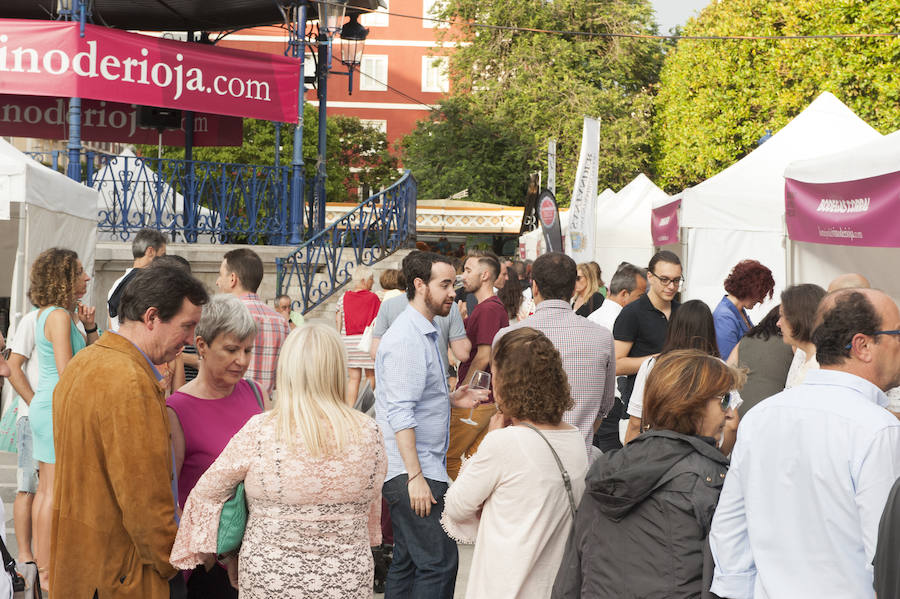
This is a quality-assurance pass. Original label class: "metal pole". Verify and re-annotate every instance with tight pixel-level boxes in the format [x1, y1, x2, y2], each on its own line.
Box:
[315, 30, 329, 232]
[183, 30, 197, 242]
[288, 3, 308, 245]
[274, 122, 282, 167]
[66, 0, 85, 182]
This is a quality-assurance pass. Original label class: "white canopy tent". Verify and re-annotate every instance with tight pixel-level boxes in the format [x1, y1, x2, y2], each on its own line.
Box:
[676, 91, 881, 321]
[593, 174, 668, 281]
[785, 130, 900, 301]
[0, 139, 99, 333]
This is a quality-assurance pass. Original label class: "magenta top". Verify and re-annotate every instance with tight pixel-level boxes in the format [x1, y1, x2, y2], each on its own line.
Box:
[167, 379, 263, 508]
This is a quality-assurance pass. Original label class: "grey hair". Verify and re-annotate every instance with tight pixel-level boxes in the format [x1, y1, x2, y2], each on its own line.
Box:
[195, 294, 258, 345]
[351, 265, 374, 284]
[131, 228, 167, 259]
[609, 263, 647, 295]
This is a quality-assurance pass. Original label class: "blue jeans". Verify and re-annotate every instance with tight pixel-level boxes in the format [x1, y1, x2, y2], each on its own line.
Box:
[382, 474, 458, 599]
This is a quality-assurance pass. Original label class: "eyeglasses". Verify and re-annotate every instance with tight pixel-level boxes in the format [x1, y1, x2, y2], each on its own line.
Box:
[844, 330, 900, 350]
[650, 272, 683, 288]
[575, 275, 584, 281]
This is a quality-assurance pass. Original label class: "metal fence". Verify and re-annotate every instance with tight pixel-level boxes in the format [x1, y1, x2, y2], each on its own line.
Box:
[278, 171, 416, 314]
[26, 150, 299, 244]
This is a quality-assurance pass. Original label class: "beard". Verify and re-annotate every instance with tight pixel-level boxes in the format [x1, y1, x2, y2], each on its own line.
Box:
[425, 286, 452, 317]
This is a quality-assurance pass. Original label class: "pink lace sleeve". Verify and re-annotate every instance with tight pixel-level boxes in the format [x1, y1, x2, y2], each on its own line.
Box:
[367, 422, 388, 546]
[169, 415, 261, 569]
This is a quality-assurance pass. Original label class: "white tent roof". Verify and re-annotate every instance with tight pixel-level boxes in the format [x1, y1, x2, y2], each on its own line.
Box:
[596, 174, 669, 248]
[680, 92, 881, 232]
[785, 129, 900, 183]
[0, 138, 98, 221]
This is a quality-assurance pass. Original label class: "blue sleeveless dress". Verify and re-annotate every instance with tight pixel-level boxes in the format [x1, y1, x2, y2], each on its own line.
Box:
[29, 307, 86, 464]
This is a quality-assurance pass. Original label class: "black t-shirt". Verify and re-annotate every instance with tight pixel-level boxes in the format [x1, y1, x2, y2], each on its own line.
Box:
[612, 293, 680, 406]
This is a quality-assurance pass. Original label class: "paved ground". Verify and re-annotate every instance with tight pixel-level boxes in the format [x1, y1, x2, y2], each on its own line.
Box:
[0, 452, 18, 560]
[375, 542, 474, 599]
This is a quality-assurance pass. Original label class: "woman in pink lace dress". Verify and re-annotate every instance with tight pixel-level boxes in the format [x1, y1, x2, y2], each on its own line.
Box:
[170, 323, 388, 598]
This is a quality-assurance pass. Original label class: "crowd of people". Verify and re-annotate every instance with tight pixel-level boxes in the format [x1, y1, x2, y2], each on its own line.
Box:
[1, 228, 900, 599]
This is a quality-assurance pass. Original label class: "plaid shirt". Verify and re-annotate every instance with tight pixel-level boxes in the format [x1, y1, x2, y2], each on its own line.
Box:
[240, 293, 290, 396]
[494, 300, 616, 456]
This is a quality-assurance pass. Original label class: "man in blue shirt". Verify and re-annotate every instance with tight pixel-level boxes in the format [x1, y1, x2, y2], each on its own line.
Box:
[711, 288, 900, 599]
[375, 251, 483, 598]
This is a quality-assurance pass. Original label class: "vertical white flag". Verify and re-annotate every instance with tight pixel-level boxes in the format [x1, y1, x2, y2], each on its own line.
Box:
[566, 116, 600, 263]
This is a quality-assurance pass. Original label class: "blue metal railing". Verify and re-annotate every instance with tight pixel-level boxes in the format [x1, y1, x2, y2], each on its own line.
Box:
[277, 171, 417, 314]
[26, 150, 302, 244]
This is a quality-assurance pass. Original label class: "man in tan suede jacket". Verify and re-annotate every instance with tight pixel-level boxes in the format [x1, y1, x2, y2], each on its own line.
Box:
[51, 266, 208, 599]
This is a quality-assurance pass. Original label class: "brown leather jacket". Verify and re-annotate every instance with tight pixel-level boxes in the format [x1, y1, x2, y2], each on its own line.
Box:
[51, 331, 179, 599]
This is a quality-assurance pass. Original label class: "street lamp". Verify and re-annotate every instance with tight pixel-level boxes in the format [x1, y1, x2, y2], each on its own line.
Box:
[316, 0, 348, 35]
[339, 13, 368, 94]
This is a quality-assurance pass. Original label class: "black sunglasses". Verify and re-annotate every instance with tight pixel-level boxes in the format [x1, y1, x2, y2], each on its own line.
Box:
[844, 330, 900, 350]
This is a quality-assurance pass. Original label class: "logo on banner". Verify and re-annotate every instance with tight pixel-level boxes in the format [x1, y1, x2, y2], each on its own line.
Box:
[540, 197, 557, 227]
[569, 231, 585, 252]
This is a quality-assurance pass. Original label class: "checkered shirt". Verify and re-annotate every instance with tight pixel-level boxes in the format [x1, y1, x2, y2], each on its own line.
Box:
[240, 293, 290, 396]
[494, 299, 616, 456]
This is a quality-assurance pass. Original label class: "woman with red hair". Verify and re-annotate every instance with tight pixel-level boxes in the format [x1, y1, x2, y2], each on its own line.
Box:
[713, 260, 775, 359]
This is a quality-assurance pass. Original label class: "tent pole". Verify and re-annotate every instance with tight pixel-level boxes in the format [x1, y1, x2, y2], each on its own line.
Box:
[183, 29, 196, 242]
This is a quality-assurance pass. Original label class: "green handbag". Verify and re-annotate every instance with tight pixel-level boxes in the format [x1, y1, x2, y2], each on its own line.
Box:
[216, 482, 248, 555]
[215, 380, 264, 555]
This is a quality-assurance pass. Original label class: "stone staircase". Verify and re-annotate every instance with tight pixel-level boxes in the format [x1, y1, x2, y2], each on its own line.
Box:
[0, 451, 18, 558]
[294, 249, 414, 327]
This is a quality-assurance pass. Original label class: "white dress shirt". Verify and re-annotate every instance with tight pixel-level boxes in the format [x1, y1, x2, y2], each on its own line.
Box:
[710, 368, 900, 599]
[587, 298, 622, 332]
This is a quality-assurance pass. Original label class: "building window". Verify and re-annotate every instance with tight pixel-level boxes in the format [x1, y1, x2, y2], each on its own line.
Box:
[421, 56, 449, 93]
[422, 0, 446, 28]
[360, 119, 388, 134]
[360, 55, 388, 91]
[361, 0, 389, 27]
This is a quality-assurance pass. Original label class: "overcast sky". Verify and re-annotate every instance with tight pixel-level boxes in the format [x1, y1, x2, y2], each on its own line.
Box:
[651, 0, 711, 33]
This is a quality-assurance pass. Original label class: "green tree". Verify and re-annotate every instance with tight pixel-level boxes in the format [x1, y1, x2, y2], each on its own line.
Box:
[653, 0, 900, 192]
[399, 97, 537, 204]
[410, 0, 662, 206]
[139, 106, 399, 202]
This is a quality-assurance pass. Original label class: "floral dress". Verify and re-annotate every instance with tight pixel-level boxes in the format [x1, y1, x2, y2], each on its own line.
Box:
[170, 412, 387, 599]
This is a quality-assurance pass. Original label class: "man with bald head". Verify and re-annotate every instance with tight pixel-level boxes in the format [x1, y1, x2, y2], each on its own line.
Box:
[711, 288, 900, 599]
[828, 272, 871, 292]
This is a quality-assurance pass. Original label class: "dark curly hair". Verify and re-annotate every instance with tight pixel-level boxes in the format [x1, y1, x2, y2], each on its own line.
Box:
[812, 290, 882, 367]
[745, 304, 783, 342]
[28, 248, 80, 309]
[723, 260, 775, 303]
[491, 327, 573, 424]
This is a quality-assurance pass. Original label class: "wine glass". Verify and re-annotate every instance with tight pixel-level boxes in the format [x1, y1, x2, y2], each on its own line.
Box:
[460, 370, 490, 426]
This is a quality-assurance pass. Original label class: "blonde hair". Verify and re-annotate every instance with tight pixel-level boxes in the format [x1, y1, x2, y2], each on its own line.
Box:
[576, 263, 598, 301]
[272, 322, 365, 457]
[351, 265, 374, 286]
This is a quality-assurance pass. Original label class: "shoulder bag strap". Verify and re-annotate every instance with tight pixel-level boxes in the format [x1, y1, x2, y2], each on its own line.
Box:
[519, 423, 577, 520]
[248, 380, 264, 410]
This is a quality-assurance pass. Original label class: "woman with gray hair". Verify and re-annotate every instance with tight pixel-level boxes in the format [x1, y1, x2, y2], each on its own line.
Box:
[167, 294, 265, 598]
[335, 264, 381, 405]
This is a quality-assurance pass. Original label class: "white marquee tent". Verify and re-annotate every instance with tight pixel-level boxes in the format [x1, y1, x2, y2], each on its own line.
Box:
[0, 138, 99, 333]
[785, 130, 900, 301]
[593, 174, 669, 280]
[674, 91, 881, 321]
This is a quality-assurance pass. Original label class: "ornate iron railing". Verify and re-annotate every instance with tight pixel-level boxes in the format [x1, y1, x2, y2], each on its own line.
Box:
[277, 171, 416, 314]
[26, 150, 299, 244]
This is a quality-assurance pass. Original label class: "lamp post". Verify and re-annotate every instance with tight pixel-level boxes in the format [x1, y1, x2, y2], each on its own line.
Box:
[309, 0, 368, 233]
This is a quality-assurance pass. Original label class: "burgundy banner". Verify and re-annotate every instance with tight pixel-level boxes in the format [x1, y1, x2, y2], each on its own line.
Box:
[0, 19, 299, 122]
[785, 172, 900, 248]
[651, 199, 680, 246]
[0, 95, 242, 146]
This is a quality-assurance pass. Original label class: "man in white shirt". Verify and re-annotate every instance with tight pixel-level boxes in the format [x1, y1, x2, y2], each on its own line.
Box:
[588, 263, 647, 331]
[106, 228, 167, 331]
[710, 288, 900, 599]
